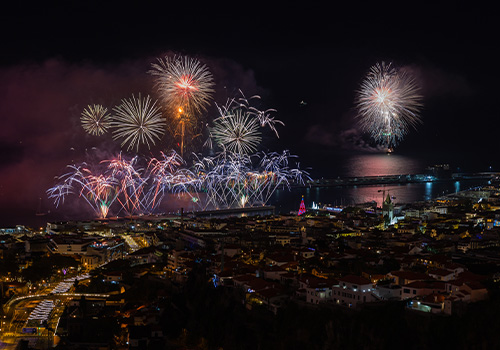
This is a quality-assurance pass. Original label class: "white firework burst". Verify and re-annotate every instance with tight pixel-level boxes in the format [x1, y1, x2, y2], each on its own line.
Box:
[355, 62, 422, 148]
[111, 94, 166, 151]
[210, 109, 262, 154]
[80, 104, 111, 136]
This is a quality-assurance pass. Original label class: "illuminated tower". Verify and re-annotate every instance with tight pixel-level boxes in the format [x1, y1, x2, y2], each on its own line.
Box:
[298, 196, 306, 216]
[382, 193, 394, 227]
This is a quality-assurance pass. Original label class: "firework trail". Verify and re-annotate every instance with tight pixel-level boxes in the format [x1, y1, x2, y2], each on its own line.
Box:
[235, 91, 284, 137]
[146, 150, 200, 210]
[355, 62, 422, 148]
[149, 55, 215, 156]
[49, 153, 199, 217]
[51, 74, 308, 217]
[104, 154, 147, 215]
[83, 172, 118, 218]
[80, 104, 112, 136]
[46, 182, 73, 207]
[111, 94, 166, 151]
[192, 150, 309, 210]
[47, 164, 118, 218]
[49, 150, 309, 216]
[207, 90, 284, 154]
[252, 150, 307, 205]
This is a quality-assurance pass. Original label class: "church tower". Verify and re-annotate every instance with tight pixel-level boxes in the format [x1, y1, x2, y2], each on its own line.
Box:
[382, 193, 394, 227]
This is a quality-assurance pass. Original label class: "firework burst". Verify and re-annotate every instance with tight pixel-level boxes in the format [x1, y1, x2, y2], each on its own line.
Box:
[149, 55, 214, 156]
[206, 91, 284, 154]
[192, 150, 309, 210]
[104, 154, 147, 215]
[210, 109, 262, 154]
[146, 150, 200, 209]
[355, 62, 422, 148]
[111, 94, 166, 151]
[47, 164, 119, 218]
[149, 55, 215, 115]
[80, 104, 112, 136]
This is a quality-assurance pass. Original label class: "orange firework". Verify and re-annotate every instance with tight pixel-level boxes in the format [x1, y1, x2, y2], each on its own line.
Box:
[149, 55, 215, 156]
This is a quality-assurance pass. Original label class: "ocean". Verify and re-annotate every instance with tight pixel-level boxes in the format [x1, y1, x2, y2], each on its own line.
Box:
[269, 153, 492, 213]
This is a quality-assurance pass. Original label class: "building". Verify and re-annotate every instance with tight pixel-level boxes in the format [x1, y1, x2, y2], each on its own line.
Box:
[304, 278, 335, 304]
[373, 284, 403, 300]
[382, 193, 396, 227]
[52, 236, 94, 255]
[428, 268, 455, 281]
[81, 255, 101, 270]
[401, 280, 446, 299]
[332, 275, 375, 307]
[388, 270, 430, 285]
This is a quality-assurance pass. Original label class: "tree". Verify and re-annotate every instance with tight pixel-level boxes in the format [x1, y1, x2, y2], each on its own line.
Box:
[21, 254, 78, 283]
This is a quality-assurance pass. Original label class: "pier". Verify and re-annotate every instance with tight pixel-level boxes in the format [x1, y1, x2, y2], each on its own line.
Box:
[191, 205, 275, 218]
[304, 172, 499, 188]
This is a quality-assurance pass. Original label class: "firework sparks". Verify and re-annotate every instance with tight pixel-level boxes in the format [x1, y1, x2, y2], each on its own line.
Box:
[80, 104, 111, 136]
[149, 55, 215, 156]
[207, 91, 284, 154]
[210, 109, 262, 154]
[47, 164, 119, 218]
[146, 150, 200, 209]
[237, 91, 284, 137]
[355, 62, 422, 148]
[111, 94, 166, 151]
[104, 154, 147, 215]
[192, 150, 309, 210]
[149, 55, 215, 115]
[50, 78, 308, 217]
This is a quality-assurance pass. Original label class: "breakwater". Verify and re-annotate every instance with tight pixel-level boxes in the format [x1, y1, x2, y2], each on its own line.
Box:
[303, 172, 498, 188]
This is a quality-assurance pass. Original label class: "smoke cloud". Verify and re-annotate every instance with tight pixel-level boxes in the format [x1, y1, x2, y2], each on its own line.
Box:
[0, 55, 261, 226]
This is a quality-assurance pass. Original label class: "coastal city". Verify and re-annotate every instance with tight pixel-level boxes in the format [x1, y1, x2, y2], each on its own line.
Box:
[2, 172, 500, 349]
[2, 3, 498, 349]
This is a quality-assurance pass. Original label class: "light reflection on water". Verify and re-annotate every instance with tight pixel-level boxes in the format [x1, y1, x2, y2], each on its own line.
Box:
[270, 153, 488, 214]
[340, 153, 425, 177]
[271, 179, 487, 214]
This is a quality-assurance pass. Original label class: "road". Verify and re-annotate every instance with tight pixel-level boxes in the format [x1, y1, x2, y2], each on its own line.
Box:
[1, 273, 97, 349]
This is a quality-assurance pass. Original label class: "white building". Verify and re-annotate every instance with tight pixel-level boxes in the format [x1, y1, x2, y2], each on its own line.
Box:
[332, 275, 375, 307]
[304, 279, 334, 304]
[401, 281, 446, 299]
[373, 284, 402, 300]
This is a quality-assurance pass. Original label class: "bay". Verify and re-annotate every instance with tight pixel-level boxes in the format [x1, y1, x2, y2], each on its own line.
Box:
[269, 153, 491, 213]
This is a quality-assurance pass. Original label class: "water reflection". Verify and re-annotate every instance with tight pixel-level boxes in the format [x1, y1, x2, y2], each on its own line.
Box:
[341, 154, 425, 177]
[269, 152, 493, 214]
[425, 182, 432, 201]
[270, 179, 488, 214]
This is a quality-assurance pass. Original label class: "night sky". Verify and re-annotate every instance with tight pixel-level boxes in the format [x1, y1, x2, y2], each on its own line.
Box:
[0, 2, 497, 227]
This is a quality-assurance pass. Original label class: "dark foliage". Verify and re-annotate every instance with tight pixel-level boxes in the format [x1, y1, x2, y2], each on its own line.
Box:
[21, 254, 77, 282]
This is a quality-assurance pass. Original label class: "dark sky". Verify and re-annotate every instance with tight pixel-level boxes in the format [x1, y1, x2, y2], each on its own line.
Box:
[0, 2, 498, 227]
